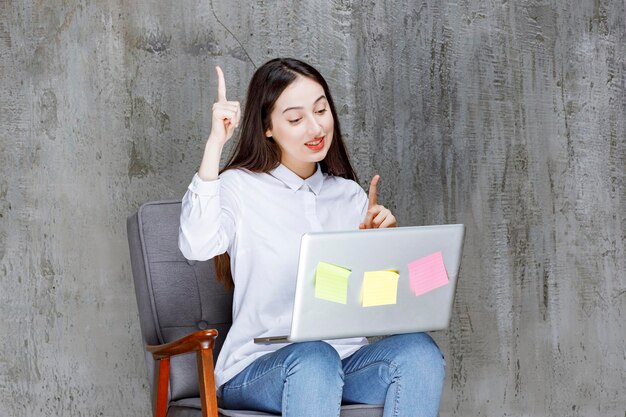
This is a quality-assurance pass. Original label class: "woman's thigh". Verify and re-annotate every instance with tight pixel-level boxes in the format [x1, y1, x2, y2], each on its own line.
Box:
[219, 341, 344, 415]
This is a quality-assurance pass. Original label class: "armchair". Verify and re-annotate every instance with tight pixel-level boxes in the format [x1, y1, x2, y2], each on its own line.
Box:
[127, 200, 384, 417]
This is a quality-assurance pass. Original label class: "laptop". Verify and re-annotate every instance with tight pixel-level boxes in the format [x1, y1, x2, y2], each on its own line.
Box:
[254, 224, 465, 344]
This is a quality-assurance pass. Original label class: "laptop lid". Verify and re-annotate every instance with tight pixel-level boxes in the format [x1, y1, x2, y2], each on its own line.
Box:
[283, 224, 465, 342]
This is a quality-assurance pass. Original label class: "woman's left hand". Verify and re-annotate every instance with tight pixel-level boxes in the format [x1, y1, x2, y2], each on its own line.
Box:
[359, 175, 397, 229]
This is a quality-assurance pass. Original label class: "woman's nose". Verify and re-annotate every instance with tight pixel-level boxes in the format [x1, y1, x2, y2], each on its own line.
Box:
[306, 114, 323, 137]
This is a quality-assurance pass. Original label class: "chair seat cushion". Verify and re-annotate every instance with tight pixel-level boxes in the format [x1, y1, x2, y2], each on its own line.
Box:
[169, 397, 383, 417]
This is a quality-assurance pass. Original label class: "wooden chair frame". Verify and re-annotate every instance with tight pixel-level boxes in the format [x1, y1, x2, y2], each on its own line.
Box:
[147, 329, 219, 417]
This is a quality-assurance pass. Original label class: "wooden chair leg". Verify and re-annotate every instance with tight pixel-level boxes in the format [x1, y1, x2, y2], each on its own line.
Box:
[154, 358, 170, 417]
[197, 349, 218, 417]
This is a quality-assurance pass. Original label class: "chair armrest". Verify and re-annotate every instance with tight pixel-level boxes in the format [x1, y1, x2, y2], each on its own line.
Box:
[147, 329, 220, 417]
[146, 329, 218, 359]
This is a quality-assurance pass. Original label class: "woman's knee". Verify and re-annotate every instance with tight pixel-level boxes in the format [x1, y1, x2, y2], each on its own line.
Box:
[285, 341, 343, 378]
[388, 333, 445, 377]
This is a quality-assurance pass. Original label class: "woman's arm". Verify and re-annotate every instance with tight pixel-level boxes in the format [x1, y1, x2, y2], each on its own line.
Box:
[179, 66, 241, 260]
[178, 173, 239, 260]
[198, 66, 240, 181]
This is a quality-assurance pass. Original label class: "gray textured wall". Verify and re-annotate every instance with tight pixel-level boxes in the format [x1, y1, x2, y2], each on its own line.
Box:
[1, 1, 625, 416]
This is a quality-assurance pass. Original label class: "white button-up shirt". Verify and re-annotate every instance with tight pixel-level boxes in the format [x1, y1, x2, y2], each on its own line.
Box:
[179, 163, 370, 389]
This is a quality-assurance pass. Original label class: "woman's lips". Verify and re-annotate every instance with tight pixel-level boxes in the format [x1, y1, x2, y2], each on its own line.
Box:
[305, 136, 325, 151]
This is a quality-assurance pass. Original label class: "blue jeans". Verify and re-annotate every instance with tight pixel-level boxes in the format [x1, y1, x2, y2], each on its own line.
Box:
[219, 333, 445, 417]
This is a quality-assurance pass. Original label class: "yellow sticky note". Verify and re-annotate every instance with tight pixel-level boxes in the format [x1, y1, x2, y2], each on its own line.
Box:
[315, 262, 351, 304]
[362, 270, 400, 307]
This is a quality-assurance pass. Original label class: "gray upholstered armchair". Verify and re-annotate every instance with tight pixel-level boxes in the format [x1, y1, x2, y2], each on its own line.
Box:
[127, 201, 384, 417]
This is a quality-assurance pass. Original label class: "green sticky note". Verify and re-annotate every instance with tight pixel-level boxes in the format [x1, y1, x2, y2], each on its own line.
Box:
[315, 262, 351, 304]
[362, 270, 400, 307]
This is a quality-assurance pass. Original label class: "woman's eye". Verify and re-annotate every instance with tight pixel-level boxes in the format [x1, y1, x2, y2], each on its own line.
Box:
[288, 118, 302, 124]
[316, 109, 327, 115]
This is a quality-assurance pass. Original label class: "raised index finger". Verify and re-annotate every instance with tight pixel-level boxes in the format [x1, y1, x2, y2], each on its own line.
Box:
[216, 66, 227, 102]
[368, 175, 380, 208]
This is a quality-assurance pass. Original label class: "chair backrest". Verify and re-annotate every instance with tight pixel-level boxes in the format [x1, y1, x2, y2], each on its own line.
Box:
[127, 200, 233, 402]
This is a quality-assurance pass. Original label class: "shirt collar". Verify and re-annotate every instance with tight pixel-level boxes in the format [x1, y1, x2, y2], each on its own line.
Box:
[269, 163, 324, 195]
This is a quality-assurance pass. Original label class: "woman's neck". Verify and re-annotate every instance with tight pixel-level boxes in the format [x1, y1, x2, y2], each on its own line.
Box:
[282, 160, 316, 179]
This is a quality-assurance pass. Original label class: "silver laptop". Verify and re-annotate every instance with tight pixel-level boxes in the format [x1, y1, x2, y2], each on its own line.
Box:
[254, 224, 465, 344]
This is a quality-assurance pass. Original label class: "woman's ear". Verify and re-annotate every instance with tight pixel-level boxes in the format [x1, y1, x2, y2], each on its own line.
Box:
[265, 129, 272, 138]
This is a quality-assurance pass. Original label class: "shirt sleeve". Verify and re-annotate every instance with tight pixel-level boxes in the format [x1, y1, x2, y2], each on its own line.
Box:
[178, 172, 239, 261]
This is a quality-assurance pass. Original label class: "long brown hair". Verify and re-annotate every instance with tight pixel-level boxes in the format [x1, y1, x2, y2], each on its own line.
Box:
[215, 58, 358, 289]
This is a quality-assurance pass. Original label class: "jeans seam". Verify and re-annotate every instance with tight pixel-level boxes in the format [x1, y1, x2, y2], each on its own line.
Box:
[392, 372, 402, 417]
[284, 376, 291, 416]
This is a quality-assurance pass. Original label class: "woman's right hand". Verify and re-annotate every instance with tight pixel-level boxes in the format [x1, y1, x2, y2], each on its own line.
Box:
[209, 66, 241, 145]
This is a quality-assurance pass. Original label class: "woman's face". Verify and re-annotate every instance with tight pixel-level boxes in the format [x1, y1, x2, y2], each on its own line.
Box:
[265, 75, 334, 179]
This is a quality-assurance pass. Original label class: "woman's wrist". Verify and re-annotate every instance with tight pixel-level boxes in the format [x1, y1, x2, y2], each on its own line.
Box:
[198, 137, 225, 181]
[206, 134, 227, 148]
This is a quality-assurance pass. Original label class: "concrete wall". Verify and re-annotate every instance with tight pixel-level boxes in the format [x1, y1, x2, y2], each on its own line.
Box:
[1, 1, 624, 416]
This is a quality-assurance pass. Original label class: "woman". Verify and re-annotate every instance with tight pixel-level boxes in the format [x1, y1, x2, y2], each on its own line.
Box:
[179, 58, 445, 417]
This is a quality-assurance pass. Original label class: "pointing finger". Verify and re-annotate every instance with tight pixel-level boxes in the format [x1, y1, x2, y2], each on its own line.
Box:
[368, 175, 380, 208]
[216, 66, 227, 102]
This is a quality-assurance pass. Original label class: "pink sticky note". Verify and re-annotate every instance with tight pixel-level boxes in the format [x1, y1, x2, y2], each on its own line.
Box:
[408, 252, 449, 296]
